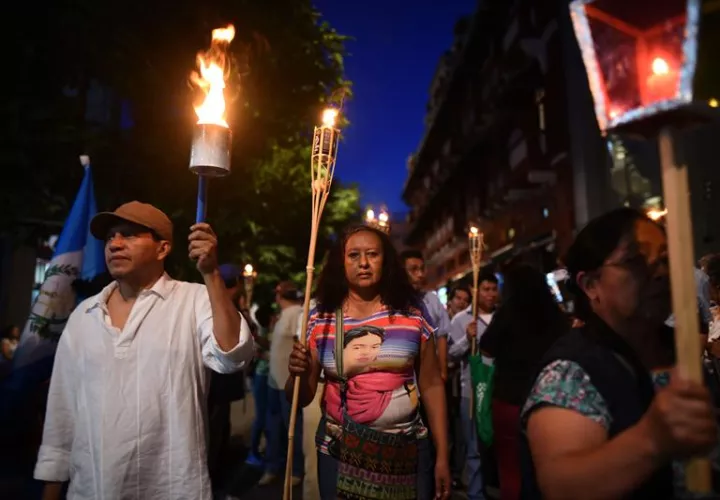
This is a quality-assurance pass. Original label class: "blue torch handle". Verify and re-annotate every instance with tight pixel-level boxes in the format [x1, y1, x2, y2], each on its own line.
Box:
[196, 176, 208, 223]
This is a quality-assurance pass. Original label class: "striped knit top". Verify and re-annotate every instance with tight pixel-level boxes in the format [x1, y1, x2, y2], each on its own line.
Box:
[307, 305, 435, 454]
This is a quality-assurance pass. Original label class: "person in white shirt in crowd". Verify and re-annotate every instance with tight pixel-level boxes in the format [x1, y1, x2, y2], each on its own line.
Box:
[444, 285, 472, 487]
[259, 281, 304, 487]
[448, 271, 499, 500]
[401, 250, 451, 380]
[34, 201, 254, 500]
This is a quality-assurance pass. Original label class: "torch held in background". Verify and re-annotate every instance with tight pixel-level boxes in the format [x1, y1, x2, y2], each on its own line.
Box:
[467, 225, 484, 419]
[284, 107, 341, 500]
[189, 25, 235, 223]
[243, 263, 256, 308]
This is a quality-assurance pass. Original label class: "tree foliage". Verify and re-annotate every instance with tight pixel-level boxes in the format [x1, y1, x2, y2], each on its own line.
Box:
[2, 0, 359, 300]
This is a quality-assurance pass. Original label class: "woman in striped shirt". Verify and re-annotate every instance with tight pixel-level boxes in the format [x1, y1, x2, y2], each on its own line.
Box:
[285, 225, 451, 499]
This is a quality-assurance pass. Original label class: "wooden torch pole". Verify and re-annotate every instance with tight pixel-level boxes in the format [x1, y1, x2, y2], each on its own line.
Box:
[468, 226, 483, 418]
[659, 127, 711, 492]
[283, 108, 341, 500]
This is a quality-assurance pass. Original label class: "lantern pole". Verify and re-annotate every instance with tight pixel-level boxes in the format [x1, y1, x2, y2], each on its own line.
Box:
[658, 128, 710, 490]
[284, 107, 342, 500]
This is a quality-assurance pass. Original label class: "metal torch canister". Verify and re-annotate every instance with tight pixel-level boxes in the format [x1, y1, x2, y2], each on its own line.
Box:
[189, 123, 232, 177]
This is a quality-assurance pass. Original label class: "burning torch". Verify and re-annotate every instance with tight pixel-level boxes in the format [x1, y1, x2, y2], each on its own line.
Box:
[243, 263, 256, 307]
[467, 224, 484, 420]
[467, 224, 484, 355]
[284, 107, 341, 499]
[189, 25, 235, 223]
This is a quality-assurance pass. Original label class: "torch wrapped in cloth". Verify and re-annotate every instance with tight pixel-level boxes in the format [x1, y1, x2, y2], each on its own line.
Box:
[189, 25, 235, 223]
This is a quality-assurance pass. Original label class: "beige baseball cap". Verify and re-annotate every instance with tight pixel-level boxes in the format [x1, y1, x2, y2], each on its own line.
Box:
[90, 201, 174, 241]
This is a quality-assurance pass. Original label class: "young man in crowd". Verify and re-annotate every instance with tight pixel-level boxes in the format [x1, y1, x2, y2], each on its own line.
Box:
[448, 271, 499, 500]
[401, 250, 451, 380]
[447, 285, 471, 320]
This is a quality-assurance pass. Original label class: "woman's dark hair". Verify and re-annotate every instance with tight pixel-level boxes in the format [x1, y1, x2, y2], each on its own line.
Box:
[564, 208, 651, 321]
[314, 225, 418, 313]
[482, 263, 570, 403]
[1, 325, 19, 340]
[501, 264, 563, 320]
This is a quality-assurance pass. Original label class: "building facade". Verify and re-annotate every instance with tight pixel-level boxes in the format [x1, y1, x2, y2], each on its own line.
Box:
[403, 0, 581, 289]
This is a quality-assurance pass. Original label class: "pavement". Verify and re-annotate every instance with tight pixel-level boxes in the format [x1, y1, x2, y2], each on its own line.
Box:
[0, 384, 473, 499]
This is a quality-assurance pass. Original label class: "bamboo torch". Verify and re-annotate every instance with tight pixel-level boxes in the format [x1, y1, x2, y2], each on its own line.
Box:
[468, 225, 484, 354]
[467, 224, 484, 419]
[284, 107, 341, 499]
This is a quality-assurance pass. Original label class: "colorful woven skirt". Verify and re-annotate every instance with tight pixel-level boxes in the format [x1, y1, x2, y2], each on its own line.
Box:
[330, 416, 418, 500]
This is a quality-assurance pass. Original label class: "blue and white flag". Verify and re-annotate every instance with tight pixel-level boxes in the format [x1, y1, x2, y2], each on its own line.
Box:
[5, 156, 105, 395]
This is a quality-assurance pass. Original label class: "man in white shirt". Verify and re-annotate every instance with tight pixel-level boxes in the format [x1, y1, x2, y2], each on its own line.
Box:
[259, 281, 304, 486]
[448, 271, 499, 500]
[34, 201, 254, 500]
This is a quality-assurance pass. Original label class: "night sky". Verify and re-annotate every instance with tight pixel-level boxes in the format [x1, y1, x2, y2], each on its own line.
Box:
[313, 0, 477, 214]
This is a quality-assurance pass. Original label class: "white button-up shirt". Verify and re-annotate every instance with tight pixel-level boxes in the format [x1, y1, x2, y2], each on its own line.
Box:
[448, 306, 493, 399]
[34, 274, 254, 500]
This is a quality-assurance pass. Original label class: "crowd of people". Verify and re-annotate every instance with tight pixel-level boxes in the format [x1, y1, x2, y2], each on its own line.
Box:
[7, 200, 720, 499]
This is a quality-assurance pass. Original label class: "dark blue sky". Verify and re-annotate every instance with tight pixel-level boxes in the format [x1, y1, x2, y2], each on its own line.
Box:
[313, 0, 477, 214]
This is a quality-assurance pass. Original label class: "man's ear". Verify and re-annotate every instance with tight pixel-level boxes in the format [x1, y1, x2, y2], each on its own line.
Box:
[157, 240, 172, 261]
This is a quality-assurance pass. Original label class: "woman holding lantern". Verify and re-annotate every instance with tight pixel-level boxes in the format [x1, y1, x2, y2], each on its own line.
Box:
[284, 224, 451, 499]
[520, 208, 717, 499]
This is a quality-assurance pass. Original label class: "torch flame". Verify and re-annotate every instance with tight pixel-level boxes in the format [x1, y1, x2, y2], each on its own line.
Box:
[469, 226, 479, 237]
[243, 263, 255, 277]
[365, 209, 375, 222]
[322, 108, 339, 127]
[192, 25, 235, 128]
[378, 211, 389, 223]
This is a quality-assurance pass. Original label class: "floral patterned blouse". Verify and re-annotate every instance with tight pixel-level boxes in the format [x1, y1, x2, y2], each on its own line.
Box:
[523, 360, 719, 499]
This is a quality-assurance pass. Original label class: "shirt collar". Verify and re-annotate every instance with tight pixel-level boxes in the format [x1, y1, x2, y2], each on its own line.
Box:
[85, 273, 176, 313]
